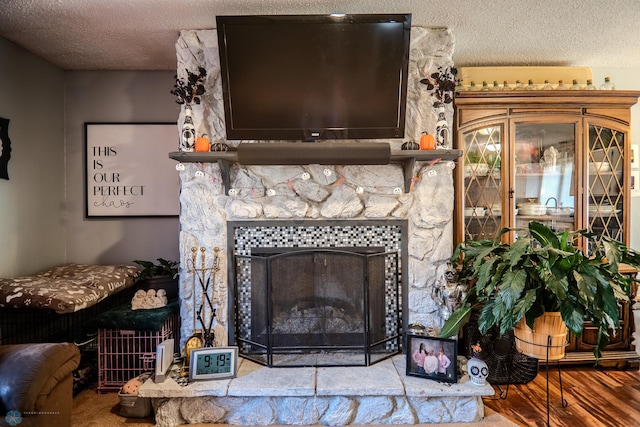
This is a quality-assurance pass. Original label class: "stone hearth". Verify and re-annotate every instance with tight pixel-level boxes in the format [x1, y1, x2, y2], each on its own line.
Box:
[139, 356, 493, 427]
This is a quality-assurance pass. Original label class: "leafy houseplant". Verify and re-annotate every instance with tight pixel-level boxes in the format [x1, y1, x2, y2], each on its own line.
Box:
[464, 150, 488, 176]
[440, 221, 640, 359]
[486, 152, 500, 170]
[133, 258, 180, 301]
[133, 258, 179, 280]
[465, 150, 485, 165]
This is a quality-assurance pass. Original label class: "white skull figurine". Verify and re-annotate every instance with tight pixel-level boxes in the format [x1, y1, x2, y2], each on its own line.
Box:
[467, 357, 488, 386]
[467, 342, 489, 386]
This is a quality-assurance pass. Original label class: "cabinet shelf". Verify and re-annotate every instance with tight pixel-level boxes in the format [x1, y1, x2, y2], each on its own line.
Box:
[515, 171, 566, 177]
[589, 171, 616, 176]
[516, 214, 574, 222]
[464, 174, 500, 180]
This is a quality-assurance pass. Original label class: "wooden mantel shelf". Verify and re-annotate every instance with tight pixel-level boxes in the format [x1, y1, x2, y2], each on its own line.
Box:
[169, 148, 462, 193]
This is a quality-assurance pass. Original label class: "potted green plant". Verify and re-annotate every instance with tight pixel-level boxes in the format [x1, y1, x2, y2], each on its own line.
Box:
[464, 150, 489, 176]
[133, 258, 179, 301]
[440, 221, 640, 360]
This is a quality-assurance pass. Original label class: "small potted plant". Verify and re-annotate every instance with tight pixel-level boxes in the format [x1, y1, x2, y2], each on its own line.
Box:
[133, 258, 179, 301]
[440, 221, 640, 360]
[464, 150, 489, 176]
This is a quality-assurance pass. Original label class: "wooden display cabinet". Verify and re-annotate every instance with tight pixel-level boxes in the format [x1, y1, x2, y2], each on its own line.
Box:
[454, 91, 640, 366]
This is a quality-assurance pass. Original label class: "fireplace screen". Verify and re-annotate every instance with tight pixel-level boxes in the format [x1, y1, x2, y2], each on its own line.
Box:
[233, 247, 401, 367]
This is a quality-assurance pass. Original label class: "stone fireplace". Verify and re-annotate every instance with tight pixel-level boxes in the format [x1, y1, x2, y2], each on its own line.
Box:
[175, 27, 458, 353]
[137, 26, 497, 427]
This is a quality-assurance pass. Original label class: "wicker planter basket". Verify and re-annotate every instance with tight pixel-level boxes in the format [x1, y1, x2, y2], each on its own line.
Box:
[513, 312, 568, 360]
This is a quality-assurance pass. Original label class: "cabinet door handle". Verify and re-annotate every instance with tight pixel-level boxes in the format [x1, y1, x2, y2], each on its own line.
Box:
[509, 189, 514, 199]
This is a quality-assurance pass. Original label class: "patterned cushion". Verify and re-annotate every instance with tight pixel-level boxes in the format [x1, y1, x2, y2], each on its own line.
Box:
[0, 264, 140, 314]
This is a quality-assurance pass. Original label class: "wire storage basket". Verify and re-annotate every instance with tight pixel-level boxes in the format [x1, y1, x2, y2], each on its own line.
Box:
[464, 310, 539, 384]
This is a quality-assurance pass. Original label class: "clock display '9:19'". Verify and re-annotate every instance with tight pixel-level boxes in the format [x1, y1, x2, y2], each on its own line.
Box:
[196, 352, 232, 374]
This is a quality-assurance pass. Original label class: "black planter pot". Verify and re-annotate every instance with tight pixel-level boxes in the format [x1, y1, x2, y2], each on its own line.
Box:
[138, 275, 179, 301]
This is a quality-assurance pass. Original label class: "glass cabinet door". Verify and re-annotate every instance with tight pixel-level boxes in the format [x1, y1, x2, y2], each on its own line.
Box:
[462, 125, 503, 240]
[586, 124, 625, 252]
[513, 123, 577, 236]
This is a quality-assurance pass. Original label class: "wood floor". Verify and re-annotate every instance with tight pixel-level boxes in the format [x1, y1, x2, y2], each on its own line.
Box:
[483, 365, 640, 427]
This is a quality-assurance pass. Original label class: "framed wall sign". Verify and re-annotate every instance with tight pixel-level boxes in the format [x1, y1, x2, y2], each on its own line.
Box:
[85, 123, 179, 217]
[406, 334, 457, 383]
[189, 346, 238, 380]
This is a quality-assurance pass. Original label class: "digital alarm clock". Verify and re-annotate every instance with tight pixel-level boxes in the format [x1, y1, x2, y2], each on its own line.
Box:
[189, 346, 238, 380]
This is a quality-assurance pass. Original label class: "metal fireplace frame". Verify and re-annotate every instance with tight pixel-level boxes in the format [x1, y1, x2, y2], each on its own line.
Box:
[233, 247, 401, 367]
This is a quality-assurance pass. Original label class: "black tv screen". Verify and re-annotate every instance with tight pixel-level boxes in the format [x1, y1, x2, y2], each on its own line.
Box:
[216, 14, 412, 141]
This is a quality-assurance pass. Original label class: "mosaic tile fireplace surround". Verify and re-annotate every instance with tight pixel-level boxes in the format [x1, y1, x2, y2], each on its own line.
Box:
[230, 221, 405, 367]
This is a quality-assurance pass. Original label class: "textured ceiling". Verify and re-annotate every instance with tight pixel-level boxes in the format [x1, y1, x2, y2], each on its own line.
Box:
[1, 0, 639, 71]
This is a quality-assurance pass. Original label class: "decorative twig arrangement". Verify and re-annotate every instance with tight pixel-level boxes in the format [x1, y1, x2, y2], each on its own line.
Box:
[187, 246, 220, 347]
[170, 67, 207, 105]
[419, 66, 457, 107]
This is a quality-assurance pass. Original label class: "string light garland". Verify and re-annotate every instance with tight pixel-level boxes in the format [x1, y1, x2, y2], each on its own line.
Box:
[176, 160, 455, 196]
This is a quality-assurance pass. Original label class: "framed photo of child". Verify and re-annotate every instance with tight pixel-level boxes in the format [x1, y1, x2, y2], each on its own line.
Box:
[406, 334, 457, 383]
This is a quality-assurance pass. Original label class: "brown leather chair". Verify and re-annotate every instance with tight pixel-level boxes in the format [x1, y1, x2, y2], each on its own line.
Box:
[0, 342, 80, 427]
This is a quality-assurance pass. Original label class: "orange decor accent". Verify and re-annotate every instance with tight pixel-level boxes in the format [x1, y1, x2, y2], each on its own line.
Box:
[410, 176, 420, 192]
[195, 134, 210, 152]
[420, 133, 436, 150]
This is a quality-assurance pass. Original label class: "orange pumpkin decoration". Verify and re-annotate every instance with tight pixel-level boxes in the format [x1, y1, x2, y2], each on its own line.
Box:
[195, 134, 210, 152]
[420, 133, 436, 150]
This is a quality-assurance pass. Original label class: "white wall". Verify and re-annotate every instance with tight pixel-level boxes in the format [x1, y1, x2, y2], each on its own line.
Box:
[0, 37, 65, 277]
[64, 71, 180, 265]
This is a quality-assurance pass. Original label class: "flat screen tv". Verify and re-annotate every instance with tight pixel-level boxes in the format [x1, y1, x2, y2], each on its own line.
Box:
[216, 14, 412, 141]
